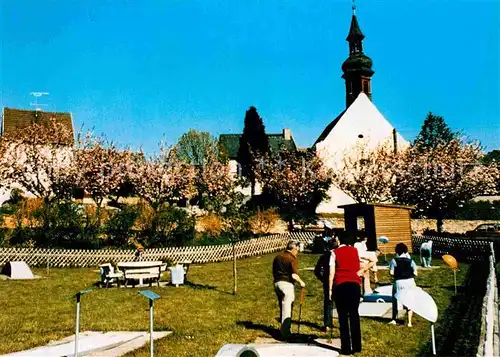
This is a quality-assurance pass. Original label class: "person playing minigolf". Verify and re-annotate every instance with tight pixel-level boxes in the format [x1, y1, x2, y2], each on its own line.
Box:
[314, 238, 338, 332]
[388, 243, 418, 327]
[328, 232, 375, 355]
[272, 240, 306, 340]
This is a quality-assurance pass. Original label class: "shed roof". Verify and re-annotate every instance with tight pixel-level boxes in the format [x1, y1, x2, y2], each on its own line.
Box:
[338, 202, 414, 210]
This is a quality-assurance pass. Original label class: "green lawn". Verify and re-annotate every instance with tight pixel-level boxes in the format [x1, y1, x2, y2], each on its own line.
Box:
[0, 253, 468, 357]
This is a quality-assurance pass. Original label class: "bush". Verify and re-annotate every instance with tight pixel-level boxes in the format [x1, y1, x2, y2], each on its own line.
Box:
[42, 201, 85, 248]
[6, 201, 102, 249]
[0, 204, 17, 216]
[6, 188, 25, 206]
[248, 208, 279, 235]
[8, 227, 36, 247]
[197, 213, 224, 238]
[105, 205, 139, 247]
[141, 205, 196, 247]
[0, 229, 8, 247]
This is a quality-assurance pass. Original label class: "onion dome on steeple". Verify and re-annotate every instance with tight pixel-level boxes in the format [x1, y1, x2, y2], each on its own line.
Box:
[341, 1, 375, 108]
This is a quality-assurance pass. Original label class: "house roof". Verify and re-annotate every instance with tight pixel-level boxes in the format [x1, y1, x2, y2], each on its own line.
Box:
[219, 132, 297, 160]
[2, 107, 74, 143]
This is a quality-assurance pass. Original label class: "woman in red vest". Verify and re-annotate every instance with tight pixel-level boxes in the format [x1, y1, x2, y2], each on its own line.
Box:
[328, 232, 375, 355]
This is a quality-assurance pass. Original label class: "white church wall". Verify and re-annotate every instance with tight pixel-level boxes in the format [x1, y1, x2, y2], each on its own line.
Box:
[315, 93, 410, 213]
[316, 93, 409, 170]
[316, 184, 356, 213]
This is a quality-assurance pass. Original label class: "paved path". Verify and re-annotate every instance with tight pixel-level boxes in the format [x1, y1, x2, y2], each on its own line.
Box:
[2, 331, 171, 357]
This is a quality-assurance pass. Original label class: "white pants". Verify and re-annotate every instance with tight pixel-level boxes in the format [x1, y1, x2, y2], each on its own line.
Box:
[274, 281, 295, 324]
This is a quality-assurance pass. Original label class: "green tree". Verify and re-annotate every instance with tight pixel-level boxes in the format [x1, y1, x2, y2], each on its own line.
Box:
[483, 150, 500, 164]
[414, 112, 456, 150]
[175, 130, 233, 209]
[237, 107, 269, 197]
[176, 130, 223, 166]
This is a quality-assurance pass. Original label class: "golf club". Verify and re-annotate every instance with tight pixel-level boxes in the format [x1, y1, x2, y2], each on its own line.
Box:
[297, 287, 306, 334]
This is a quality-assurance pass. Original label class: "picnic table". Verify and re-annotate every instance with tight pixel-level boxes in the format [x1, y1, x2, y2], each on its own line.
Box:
[117, 261, 166, 287]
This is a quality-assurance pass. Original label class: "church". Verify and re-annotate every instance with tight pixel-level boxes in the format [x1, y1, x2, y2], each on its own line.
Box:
[220, 5, 409, 213]
[314, 5, 408, 212]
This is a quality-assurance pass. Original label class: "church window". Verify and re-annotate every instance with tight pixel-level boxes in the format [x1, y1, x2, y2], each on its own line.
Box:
[358, 134, 364, 139]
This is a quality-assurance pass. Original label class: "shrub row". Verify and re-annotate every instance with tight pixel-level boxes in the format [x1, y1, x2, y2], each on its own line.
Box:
[0, 200, 282, 249]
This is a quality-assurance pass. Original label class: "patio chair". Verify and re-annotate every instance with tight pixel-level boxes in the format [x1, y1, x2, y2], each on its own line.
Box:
[99, 263, 124, 288]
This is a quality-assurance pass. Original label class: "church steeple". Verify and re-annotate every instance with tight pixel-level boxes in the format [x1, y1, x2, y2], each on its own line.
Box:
[342, 1, 374, 108]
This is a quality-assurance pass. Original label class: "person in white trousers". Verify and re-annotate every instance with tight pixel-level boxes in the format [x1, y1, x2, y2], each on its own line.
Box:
[272, 241, 306, 339]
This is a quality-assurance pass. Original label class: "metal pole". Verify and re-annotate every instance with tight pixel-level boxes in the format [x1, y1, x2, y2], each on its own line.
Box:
[149, 299, 154, 357]
[74, 294, 81, 357]
[453, 270, 457, 294]
[431, 323, 436, 355]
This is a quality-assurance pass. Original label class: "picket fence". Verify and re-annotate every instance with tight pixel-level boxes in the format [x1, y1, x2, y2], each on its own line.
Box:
[412, 234, 493, 261]
[0, 231, 316, 268]
[1, 232, 496, 268]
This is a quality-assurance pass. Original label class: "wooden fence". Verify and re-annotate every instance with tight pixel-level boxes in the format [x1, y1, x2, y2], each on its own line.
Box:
[0, 232, 316, 268]
[2, 232, 495, 268]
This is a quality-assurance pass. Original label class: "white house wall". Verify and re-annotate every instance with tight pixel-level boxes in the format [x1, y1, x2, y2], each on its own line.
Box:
[0, 144, 73, 205]
[229, 159, 262, 196]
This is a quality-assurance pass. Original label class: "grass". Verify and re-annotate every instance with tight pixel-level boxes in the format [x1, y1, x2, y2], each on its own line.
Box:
[424, 261, 487, 356]
[0, 253, 468, 357]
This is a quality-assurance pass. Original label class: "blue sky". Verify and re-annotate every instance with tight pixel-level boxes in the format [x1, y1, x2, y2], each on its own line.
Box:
[1, 0, 499, 153]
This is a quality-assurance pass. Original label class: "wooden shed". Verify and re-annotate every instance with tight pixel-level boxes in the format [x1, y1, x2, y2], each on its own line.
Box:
[338, 203, 413, 253]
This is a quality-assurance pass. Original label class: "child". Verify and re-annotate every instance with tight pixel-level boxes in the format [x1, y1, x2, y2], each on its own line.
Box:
[388, 243, 418, 327]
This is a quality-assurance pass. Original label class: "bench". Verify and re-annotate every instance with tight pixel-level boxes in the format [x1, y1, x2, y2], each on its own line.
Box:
[117, 261, 165, 288]
[99, 263, 124, 288]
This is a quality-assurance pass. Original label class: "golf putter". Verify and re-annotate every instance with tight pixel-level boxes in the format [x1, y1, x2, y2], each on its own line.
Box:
[327, 304, 333, 343]
[297, 287, 306, 334]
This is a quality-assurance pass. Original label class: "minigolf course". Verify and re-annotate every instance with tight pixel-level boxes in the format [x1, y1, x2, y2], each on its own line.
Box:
[216, 343, 338, 356]
[1, 331, 171, 357]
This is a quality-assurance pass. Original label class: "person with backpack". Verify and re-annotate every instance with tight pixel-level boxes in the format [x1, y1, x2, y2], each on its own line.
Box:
[314, 238, 338, 332]
[388, 243, 418, 327]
